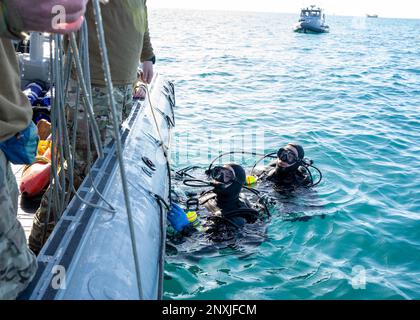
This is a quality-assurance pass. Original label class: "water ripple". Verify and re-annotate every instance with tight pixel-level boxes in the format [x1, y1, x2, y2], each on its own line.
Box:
[151, 9, 420, 300]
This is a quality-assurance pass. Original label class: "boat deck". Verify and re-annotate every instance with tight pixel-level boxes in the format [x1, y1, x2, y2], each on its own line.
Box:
[13, 164, 41, 241]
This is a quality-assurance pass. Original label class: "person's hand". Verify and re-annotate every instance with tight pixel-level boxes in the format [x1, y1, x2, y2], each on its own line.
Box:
[167, 203, 190, 232]
[5, 0, 88, 34]
[133, 80, 147, 100]
[141, 61, 154, 84]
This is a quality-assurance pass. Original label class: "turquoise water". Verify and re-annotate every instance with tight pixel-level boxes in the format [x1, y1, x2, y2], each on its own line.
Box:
[149, 9, 420, 299]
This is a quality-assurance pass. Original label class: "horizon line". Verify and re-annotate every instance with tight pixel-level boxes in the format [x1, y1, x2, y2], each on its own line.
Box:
[148, 6, 420, 20]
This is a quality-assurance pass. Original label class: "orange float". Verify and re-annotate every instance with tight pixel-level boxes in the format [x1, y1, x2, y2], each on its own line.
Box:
[20, 140, 52, 198]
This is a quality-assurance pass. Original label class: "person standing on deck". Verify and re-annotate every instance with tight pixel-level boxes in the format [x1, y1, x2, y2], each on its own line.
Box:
[0, 0, 87, 299]
[29, 0, 156, 255]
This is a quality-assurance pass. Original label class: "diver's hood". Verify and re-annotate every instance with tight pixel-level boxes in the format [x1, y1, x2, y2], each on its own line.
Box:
[275, 143, 304, 174]
[213, 164, 246, 208]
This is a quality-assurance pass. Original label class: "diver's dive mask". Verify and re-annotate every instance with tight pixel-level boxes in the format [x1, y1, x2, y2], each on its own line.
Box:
[210, 166, 237, 187]
[277, 148, 299, 164]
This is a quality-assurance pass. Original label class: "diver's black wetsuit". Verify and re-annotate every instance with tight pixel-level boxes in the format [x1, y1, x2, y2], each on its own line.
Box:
[259, 160, 311, 191]
[170, 190, 264, 244]
[168, 164, 267, 245]
[196, 164, 262, 242]
[199, 191, 260, 238]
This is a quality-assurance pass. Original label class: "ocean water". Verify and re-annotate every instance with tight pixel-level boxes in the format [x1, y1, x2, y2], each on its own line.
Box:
[149, 9, 420, 299]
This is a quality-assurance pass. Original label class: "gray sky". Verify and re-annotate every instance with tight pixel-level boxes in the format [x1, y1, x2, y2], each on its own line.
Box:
[148, 0, 420, 19]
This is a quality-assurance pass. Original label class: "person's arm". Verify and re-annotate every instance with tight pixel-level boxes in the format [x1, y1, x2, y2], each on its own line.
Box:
[0, 4, 8, 36]
[0, 0, 24, 39]
[140, 1, 155, 84]
[1, 0, 87, 38]
[141, 31, 155, 63]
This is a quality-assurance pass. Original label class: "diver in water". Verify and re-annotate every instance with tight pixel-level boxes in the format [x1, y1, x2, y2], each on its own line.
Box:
[253, 143, 322, 191]
[168, 163, 268, 242]
[202, 164, 261, 229]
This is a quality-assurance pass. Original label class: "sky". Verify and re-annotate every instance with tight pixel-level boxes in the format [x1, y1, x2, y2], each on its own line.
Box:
[148, 0, 420, 19]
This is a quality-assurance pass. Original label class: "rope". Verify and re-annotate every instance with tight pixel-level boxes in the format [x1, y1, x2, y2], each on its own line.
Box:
[41, 20, 120, 254]
[92, 0, 143, 299]
[145, 85, 170, 156]
[36, 5, 178, 299]
[69, 33, 104, 159]
[68, 24, 116, 213]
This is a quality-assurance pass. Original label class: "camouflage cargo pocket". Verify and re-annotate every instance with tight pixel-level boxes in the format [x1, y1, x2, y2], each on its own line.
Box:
[0, 220, 37, 300]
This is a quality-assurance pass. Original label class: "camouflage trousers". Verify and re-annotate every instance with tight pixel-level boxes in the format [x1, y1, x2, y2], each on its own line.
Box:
[0, 150, 37, 299]
[28, 83, 133, 255]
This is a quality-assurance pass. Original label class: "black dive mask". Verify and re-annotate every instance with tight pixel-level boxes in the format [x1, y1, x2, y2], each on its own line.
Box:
[277, 148, 298, 165]
[209, 166, 237, 189]
[209, 164, 246, 200]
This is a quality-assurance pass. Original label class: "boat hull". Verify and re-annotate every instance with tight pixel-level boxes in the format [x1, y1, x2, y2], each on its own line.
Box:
[20, 74, 175, 300]
[294, 22, 330, 33]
